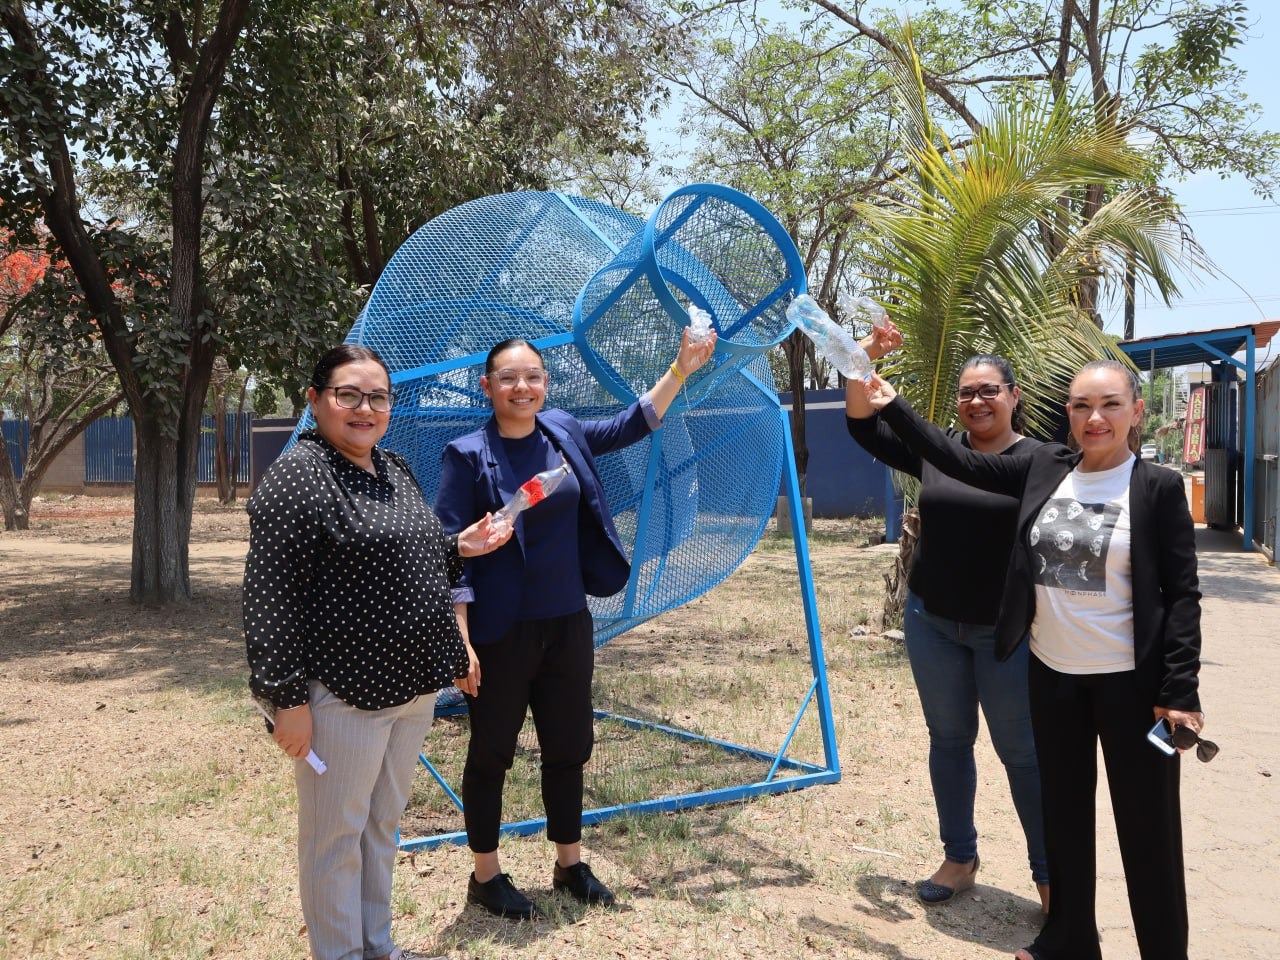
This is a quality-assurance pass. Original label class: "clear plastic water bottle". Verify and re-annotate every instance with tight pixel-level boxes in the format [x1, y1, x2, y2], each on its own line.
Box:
[687, 305, 714, 344]
[492, 459, 572, 533]
[837, 292, 888, 329]
[786, 294, 875, 382]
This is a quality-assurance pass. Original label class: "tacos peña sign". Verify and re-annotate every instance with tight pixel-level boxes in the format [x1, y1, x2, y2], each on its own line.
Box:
[1183, 387, 1206, 464]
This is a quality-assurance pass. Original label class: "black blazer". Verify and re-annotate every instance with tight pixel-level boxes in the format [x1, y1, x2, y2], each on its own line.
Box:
[879, 397, 1202, 712]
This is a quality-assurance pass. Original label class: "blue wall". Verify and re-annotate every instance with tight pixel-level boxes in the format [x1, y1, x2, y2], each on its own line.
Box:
[2, 419, 30, 479]
[778, 388, 894, 518]
[249, 392, 898, 520]
[5, 415, 251, 485]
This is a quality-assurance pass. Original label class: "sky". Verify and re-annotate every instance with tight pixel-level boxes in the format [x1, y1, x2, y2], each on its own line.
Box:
[1124, 7, 1280, 346]
[650, 2, 1280, 359]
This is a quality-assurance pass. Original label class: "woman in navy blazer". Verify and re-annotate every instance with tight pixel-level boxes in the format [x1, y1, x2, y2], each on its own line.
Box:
[436, 331, 716, 919]
[858, 359, 1204, 960]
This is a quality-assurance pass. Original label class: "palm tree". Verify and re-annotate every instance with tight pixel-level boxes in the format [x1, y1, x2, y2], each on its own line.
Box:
[859, 35, 1203, 625]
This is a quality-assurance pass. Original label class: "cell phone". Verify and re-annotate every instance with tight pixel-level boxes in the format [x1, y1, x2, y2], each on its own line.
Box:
[1147, 718, 1177, 756]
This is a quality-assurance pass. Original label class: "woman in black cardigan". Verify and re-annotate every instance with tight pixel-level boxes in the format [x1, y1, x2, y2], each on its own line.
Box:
[858, 359, 1204, 960]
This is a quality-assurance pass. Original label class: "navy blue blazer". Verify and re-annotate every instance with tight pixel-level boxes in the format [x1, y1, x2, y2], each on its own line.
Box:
[879, 397, 1202, 712]
[436, 401, 657, 646]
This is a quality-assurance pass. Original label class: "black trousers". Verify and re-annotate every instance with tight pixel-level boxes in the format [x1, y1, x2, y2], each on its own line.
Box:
[462, 609, 595, 853]
[1027, 654, 1188, 960]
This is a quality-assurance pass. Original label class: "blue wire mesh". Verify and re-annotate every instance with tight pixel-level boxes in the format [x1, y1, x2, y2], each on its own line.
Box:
[290, 185, 806, 707]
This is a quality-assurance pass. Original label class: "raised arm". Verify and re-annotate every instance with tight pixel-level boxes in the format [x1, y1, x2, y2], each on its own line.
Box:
[865, 373, 1033, 498]
[646, 328, 718, 420]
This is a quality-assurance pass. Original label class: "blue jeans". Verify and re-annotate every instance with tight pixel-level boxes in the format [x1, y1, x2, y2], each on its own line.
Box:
[904, 591, 1048, 883]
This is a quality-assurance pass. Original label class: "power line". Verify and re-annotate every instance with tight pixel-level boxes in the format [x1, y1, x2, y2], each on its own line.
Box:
[1182, 204, 1280, 217]
[1143, 293, 1280, 308]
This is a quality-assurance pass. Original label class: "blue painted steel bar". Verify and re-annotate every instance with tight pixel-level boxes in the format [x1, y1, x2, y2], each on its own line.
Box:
[592, 710, 825, 772]
[398, 768, 842, 852]
[1244, 330, 1256, 551]
[403, 372, 842, 853]
[777, 403, 841, 776]
[765, 677, 819, 782]
[417, 752, 464, 812]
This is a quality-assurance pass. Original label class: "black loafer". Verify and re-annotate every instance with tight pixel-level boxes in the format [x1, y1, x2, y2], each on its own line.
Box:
[466, 872, 538, 920]
[552, 861, 616, 906]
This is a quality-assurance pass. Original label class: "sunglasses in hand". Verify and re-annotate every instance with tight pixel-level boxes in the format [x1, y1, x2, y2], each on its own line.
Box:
[1148, 719, 1219, 762]
[1171, 723, 1219, 763]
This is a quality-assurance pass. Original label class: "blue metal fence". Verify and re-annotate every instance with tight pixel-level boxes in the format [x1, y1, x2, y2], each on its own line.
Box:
[2, 419, 30, 479]
[30, 414, 253, 485]
[197, 414, 252, 484]
[84, 417, 135, 483]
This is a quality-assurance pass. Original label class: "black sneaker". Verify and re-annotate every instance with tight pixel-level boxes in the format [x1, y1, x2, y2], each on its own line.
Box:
[466, 872, 538, 920]
[552, 861, 616, 906]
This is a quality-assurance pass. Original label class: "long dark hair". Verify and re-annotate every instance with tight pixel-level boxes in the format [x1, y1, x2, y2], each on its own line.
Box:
[484, 338, 543, 374]
[958, 353, 1026, 433]
[1069, 359, 1144, 454]
[310, 344, 390, 390]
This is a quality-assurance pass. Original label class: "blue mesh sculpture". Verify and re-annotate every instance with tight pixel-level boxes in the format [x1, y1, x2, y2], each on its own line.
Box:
[293, 184, 840, 848]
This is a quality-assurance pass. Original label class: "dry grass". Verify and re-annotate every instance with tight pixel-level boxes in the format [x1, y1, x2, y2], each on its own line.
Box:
[1, 499, 1051, 960]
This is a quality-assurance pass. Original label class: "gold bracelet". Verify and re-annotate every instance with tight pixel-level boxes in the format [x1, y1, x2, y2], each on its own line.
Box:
[669, 361, 686, 384]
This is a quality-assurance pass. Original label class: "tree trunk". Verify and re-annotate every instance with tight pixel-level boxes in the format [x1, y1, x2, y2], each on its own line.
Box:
[129, 389, 207, 602]
[4, 0, 249, 601]
[880, 506, 920, 631]
[782, 328, 810, 495]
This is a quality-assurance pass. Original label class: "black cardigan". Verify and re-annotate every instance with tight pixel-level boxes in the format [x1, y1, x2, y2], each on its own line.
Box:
[879, 397, 1202, 712]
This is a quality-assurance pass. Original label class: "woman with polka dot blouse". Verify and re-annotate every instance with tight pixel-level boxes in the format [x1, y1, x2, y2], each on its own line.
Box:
[435, 331, 716, 920]
[244, 344, 510, 960]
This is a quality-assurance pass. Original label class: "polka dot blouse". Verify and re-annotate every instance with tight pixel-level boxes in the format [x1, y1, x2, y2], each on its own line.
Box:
[243, 431, 469, 711]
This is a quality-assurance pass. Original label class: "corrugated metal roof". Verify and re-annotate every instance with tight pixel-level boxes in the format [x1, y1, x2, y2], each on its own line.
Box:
[1119, 320, 1280, 370]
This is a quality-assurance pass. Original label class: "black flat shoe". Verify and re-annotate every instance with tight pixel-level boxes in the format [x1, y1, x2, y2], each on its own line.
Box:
[553, 860, 616, 906]
[466, 872, 538, 920]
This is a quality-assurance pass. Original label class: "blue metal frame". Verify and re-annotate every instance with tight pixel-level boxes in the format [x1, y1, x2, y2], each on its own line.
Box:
[1120, 325, 1261, 551]
[398, 400, 841, 853]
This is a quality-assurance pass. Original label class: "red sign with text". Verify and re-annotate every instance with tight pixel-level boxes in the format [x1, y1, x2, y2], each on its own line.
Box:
[1183, 387, 1206, 463]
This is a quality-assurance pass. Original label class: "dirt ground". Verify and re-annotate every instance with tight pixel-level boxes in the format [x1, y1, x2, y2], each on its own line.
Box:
[2, 495, 1277, 959]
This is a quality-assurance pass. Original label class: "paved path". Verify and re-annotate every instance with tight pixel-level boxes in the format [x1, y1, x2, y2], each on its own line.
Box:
[1094, 527, 1279, 958]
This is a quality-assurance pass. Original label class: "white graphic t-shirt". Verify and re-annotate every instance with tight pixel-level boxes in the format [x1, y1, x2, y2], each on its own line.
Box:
[1029, 455, 1136, 674]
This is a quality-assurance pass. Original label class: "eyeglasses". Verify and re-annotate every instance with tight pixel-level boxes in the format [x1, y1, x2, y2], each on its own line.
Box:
[956, 383, 1012, 402]
[492, 367, 547, 388]
[326, 386, 394, 412]
[1171, 724, 1220, 763]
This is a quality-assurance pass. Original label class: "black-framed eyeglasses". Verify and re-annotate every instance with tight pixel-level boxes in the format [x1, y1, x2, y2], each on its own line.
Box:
[956, 383, 1012, 402]
[326, 386, 394, 412]
[492, 367, 547, 388]
[1171, 724, 1220, 763]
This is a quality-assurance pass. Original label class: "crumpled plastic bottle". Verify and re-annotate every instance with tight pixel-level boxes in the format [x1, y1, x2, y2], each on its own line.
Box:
[491, 459, 572, 533]
[786, 294, 876, 382]
[837, 292, 888, 329]
[687, 305, 714, 344]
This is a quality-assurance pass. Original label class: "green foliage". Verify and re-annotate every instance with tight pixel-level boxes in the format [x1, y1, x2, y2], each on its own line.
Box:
[803, 0, 1280, 198]
[1174, 1, 1247, 80]
[861, 34, 1197, 434]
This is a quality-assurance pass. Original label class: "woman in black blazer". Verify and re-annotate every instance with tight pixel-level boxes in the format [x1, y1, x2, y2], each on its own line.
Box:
[858, 359, 1204, 960]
